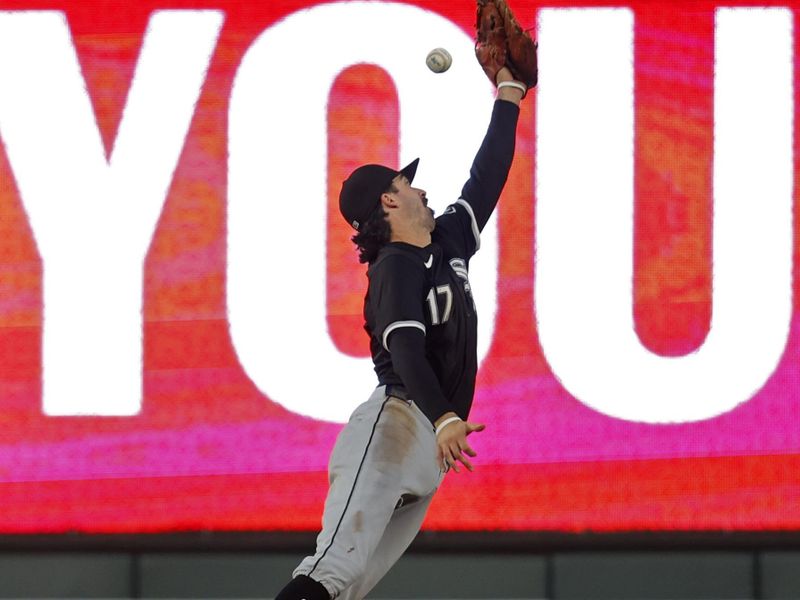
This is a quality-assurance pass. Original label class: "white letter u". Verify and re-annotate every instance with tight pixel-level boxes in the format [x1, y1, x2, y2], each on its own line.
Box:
[535, 8, 794, 423]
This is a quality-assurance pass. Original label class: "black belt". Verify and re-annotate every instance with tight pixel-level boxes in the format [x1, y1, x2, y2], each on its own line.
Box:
[385, 384, 411, 402]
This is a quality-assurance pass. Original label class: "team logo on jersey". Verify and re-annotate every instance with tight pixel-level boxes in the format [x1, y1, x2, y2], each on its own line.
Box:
[449, 258, 468, 280]
[449, 258, 476, 310]
[443, 205, 457, 215]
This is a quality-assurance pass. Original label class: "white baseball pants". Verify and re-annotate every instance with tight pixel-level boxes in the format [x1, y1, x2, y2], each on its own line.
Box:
[293, 386, 444, 599]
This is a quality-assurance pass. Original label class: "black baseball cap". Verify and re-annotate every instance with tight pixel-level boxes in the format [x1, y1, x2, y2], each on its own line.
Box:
[339, 158, 419, 230]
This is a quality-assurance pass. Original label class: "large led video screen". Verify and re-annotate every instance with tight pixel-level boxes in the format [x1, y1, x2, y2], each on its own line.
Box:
[0, 0, 797, 534]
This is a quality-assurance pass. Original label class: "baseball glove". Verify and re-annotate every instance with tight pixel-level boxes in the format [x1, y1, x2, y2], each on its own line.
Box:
[475, 0, 538, 90]
[475, 0, 508, 86]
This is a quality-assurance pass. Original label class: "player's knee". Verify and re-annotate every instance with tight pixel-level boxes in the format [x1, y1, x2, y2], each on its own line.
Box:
[274, 574, 331, 600]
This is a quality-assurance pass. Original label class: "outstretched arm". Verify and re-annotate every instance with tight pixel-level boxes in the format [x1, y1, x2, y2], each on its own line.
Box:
[458, 69, 522, 233]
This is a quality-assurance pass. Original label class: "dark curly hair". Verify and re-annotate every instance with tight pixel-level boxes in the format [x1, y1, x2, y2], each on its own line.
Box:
[351, 207, 391, 264]
[351, 182, 397, 264]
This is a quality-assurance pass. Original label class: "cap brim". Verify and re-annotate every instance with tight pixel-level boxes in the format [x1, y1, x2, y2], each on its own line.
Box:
[400, 158, 419, 184]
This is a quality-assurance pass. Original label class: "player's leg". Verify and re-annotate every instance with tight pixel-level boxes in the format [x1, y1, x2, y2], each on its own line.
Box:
[337, 399, 443, 600]
[283, 392, 417, 598]
[337, 491, 435, 600]
[274, 390, 385, 599]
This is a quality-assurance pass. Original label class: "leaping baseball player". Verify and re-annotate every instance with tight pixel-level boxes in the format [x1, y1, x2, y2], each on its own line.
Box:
[275, 1, 537, 598]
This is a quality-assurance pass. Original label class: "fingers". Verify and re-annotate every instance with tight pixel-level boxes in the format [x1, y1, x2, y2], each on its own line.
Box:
[439, 441, 476, 473]
[458, 452, 475, 472]
[440, 444, 457, 472]
[465, 422, 486, 435]
[436, 420, 486, 474]
[444, 448, 471, 472]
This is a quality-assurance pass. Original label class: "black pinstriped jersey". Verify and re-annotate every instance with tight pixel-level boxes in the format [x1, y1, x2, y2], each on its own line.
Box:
[362, 99, 520, 422]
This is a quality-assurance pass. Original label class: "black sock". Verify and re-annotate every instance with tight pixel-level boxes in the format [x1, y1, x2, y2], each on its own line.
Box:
[274, 574, 330, 600]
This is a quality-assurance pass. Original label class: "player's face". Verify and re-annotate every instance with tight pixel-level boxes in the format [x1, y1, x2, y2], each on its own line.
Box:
[388, 174, 435, 232]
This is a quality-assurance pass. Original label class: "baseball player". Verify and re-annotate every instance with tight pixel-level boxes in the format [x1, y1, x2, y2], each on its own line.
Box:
[275, 3, 536, 599]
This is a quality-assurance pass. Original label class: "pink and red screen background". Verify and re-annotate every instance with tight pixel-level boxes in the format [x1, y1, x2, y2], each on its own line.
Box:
[0, 0, 799, 534]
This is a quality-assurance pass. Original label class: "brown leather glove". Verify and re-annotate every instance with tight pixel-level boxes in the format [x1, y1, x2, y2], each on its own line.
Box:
[475, 0, 538, 90]
[475, 0, 508, 86]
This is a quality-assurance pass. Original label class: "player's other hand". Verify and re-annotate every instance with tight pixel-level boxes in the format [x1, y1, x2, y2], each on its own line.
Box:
[434, 412, 486, 473]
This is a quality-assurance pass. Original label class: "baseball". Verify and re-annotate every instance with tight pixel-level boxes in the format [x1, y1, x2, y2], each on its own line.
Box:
[426, 47, 452, 73]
